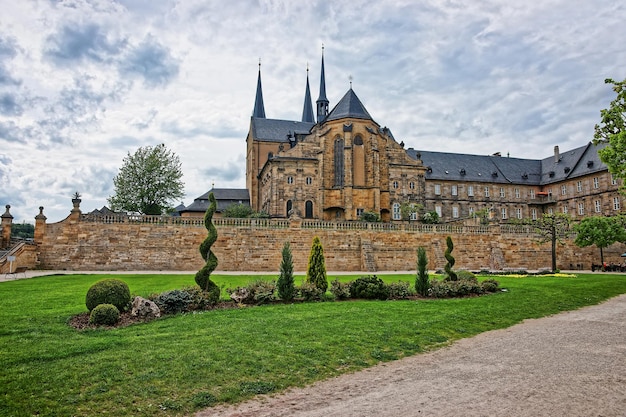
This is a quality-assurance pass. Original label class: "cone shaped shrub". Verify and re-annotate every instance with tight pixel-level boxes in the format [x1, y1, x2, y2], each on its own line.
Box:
[277, 241, 296, 301]
[306, 236, 327, 293]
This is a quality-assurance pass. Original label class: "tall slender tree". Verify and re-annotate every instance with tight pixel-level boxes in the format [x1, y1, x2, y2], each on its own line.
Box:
[277, 241, 296, 301]
[306, 236, 327, 293]
[415, 247, 430, 296]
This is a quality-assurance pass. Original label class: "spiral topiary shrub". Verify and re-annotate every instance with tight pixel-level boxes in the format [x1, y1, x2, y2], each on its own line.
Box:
[89, 303, 120, 326]
[85, 279, 131, 312]
[444, 236, 458, 281]
[194, 192, 220, 304]
[349, 275, 390, 300]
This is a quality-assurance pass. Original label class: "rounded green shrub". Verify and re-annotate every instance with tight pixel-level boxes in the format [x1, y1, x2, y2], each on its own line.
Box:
[85, 279, 131, 312]
[89, 303, 120, 326]
[349, 275, 390, 300]
[455, 270, 477, 282]
[153, 289, 193, 314]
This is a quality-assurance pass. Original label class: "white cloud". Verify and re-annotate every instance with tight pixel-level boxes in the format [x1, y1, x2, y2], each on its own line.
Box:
[0, 0, 624, 222]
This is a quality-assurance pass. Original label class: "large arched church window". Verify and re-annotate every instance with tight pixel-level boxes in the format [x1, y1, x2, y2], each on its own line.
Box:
[353, 134, 365, 186]
[305, 201, 314, 218]
[334, 137, 344, 187]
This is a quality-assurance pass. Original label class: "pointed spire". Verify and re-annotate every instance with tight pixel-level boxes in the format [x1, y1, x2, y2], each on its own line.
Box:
[301, 65, 315, 123]
[316, 45, 329, 123]
[252, 59, 266, 118]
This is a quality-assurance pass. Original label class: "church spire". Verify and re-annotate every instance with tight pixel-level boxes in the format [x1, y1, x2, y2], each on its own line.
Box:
[316, 46, 329, 123]
[252, 59, 266, 118]
[301, 65, 315, 123]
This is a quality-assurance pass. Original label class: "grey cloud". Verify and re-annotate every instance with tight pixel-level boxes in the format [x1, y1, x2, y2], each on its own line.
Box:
[118, 36, 179, 88]
[0, 35, 21, 86]
[44, 23, 126, 65]
[0, 121, 27, 143]
[201, 159, 245, 182]
[0, 94, 23, 116]
[160, 120, 241, 140]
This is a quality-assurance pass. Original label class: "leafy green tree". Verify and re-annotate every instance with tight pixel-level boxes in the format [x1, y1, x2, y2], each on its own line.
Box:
[108, 143, 184, 214]
[11, 223, 34, 239]
[422, 210, 440, 224]
[400, 202, 423, 222]
[306, 236, 327, 293]
[574, 215, 626, 264]
[444, 236, 457, 281]
[194, 193, 220, 303]
[594, 78, 626, 190]
[360, 210, 380, 222]
[277, 241, 296, 301]
[222, 203, 254, 218]
[415, 246, 430, 296]
[534, 212, 572, 272]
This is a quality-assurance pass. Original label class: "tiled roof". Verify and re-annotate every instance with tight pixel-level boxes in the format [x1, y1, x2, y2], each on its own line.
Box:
[251, 118, 315, 142]
[409, 142, 608, 186]
[326, 89, 373, 122]
[182, 188, 250, 213]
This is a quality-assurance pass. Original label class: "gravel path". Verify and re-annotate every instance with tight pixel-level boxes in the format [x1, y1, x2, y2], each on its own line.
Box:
[197, 294, 626, 417]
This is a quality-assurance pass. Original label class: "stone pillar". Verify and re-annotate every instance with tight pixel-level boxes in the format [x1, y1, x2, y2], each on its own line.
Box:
[34, 206, 47, 245]
[70, 197, 82, 220]
[1, 205, 13, 248]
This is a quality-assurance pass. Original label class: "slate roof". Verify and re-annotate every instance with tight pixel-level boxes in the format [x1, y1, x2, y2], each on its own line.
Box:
[250, 118, 315, 142]
[181, 188, 250, 213]
[408, 142, 608, 186]
[326, 89, 374, 122]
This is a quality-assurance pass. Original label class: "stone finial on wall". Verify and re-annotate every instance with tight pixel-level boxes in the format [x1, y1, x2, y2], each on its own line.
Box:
[34, 206, 47, 245]
[1, 205, 13, 248]
[70, 193, 82, 219]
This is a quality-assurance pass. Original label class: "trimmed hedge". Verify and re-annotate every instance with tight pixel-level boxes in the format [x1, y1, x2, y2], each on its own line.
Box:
[89, 304, 120, 326]
[85, 279, 131, 312]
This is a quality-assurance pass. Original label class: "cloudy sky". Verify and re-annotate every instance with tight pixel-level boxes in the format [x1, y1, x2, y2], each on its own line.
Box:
[1, 0, 624, 223]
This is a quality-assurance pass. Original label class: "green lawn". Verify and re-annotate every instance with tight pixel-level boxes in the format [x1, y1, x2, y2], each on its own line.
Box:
[1, 273, 625, 416]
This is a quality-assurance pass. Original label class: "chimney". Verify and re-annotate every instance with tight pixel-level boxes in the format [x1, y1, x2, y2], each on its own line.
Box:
[554, 146, 560, 163]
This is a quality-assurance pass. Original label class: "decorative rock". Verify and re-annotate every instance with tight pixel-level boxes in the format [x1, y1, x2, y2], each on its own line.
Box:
[131, 296, 161, 319]
[230, 287, 251, 304]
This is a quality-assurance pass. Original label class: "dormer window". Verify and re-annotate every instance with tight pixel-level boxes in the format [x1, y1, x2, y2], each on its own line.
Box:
[549, 171, 555, 178]
[587, 160, 594, 168]
[459, 168, 466, 176]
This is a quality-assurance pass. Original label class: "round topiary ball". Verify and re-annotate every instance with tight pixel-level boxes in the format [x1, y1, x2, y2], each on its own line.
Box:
[89, 303, 120, 326]
[86, 279, 131, 312]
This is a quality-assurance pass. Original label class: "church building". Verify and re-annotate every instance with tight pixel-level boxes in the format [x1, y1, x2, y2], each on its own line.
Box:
[182, 51, 622, 223]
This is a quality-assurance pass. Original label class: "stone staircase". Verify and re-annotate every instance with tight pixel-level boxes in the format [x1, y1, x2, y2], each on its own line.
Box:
[360, 239, 376, 272]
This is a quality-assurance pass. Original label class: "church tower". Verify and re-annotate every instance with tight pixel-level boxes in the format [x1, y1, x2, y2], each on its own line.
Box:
[302, 67, 315, 123]
[252, 61, 266, 118]
[316, 48, 329, 123]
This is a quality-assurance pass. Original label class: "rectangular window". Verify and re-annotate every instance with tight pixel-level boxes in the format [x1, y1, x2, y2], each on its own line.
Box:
[500, 187, 505, 198]
[562, 205, 568, 214]
[392, 203, 401, 220]
[548, 207, 554, 215]
[577, 181, 582, 192]
[501, 207, 507, 219]
[484, 187, 490, 197]
[515, 188, 520, 198]
[531, 208, 537, 220]
[561, 185, 567, 195]
[595, 200, 601, 213]
[356, 208, 364, 217]
[614, 197, 621, 210]
[410, 212, 418, 221]
[451, 185, 458, 196]
[452, 206, 459, 218]
[467, 186, 474, 197]
[530, 189, 535, 199]
[578, 203, 584, 215]
[593, 177, 599, 189]
[612, 175, 618, 185]
[435, 206, 442, 217]
[469, 207, 474, 217]
[516, 208, 522, 219]
[434, 184, 441, 195]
